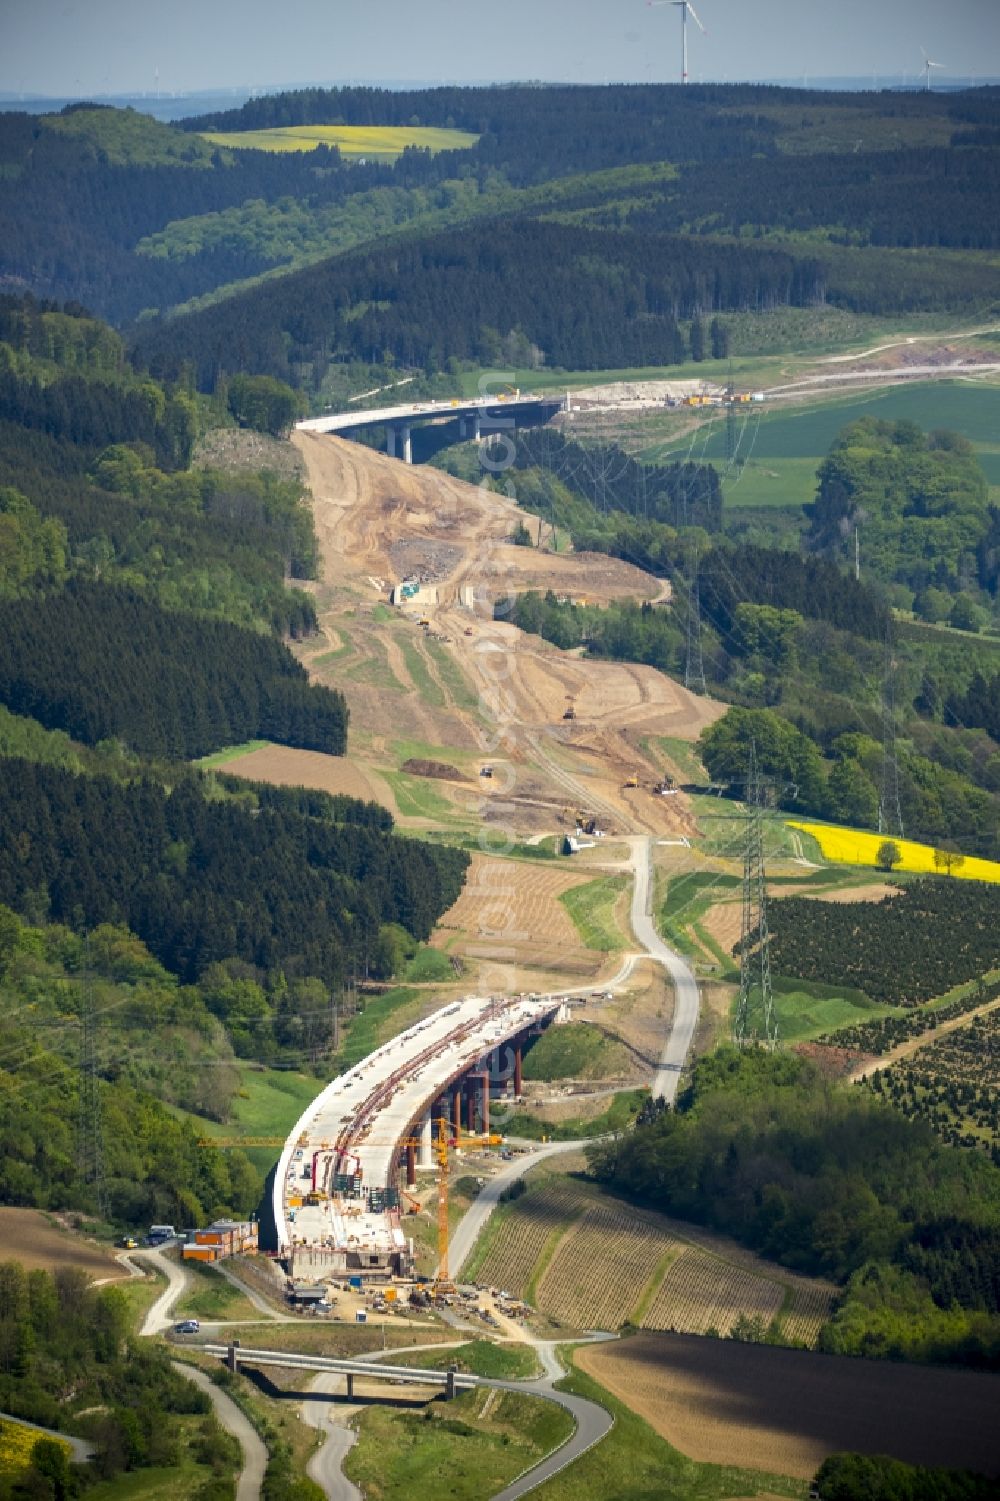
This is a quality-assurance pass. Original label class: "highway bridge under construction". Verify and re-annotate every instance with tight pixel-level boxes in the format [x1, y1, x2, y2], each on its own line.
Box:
[272, 992, 568, 1279]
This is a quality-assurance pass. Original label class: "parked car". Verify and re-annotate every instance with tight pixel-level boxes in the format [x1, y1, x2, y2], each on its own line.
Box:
[173, 1320, 200, 1334]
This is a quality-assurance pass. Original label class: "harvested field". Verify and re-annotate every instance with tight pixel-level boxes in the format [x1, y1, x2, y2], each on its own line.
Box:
[218, 744, 394, 811]
[431, 855, 611, 981]
[0, 1209, 127, 1281]
[575, 1332, 1000, 1479]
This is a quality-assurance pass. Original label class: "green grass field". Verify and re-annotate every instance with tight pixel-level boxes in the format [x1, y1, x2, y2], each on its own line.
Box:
[393, 1339, 541, 1380]
[521, 1022, 631, 1082]
[346, 1386, 573, 1501]
[172, 1260, 257, 1322]
[200, 125, 478, 159]
[657, 379, 1000, 508]
[193, 739, 269, 767]
[767, 980, 895, 1043]
[559, 875, 629, 951]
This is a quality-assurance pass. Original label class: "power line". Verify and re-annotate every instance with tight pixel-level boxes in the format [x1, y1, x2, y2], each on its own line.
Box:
[734, 742, 778, 1051]
[878, 625, 904, 840]
[684, 553, 707, 695]
[77, 946, 107, 1218]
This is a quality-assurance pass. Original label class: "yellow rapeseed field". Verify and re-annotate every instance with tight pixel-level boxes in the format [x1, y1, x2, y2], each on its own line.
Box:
[199, 125, 478, 159]
[788, 820, 1000, 884]
[0, 1418, 69, 1473]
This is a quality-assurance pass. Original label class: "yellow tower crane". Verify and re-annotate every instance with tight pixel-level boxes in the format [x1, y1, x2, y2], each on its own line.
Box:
[436, 1116, 451, 1284]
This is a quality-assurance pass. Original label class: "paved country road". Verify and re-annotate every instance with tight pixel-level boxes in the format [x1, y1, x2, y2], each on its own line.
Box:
[134, 1248, 266, 1500]
[173, 1361, 267, 1501]
[629, 836, 700, 1103]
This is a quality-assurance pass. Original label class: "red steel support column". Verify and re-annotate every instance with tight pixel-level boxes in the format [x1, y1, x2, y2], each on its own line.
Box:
[466, 1081, 477, 1134]
[480, 1072, 490, 1135]
[513, 1044, 523, 1098]
[453, 1088, 462, 1136]
[405, 1140, 416, 1188]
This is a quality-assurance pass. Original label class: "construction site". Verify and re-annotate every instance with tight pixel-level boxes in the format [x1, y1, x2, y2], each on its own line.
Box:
[272, 991, 571, 1287]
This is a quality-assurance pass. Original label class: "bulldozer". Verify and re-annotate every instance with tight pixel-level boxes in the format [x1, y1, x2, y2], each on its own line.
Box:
[562, 701, 576, 721]
[623, 772, 639, 789]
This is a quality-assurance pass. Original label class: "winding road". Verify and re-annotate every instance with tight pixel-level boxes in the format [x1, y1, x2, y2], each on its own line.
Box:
[628, 836, 701, 1103]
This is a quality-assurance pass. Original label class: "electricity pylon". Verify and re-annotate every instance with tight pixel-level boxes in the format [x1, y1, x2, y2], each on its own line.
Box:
[78, 958, 108, 1217]
[734, 743, 778, 1050]
[878, 628, 904, 839]
[684, 558, 706, 694]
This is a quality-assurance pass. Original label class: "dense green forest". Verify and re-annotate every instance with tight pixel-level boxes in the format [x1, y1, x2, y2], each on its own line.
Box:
[0, 287, 475, 1236]
[0, 580, 347, 757]
[590, 1048, 1000, 1368]
[1, 84, 996, 391]
[814, 1453, 997, 1501]
[0, 1262, 240, 1496]
[0, 296, 317, 633]
[0, 759, 467, 987]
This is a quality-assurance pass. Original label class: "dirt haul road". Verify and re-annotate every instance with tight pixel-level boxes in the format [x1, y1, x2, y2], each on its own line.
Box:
[290, 431, 721, 839]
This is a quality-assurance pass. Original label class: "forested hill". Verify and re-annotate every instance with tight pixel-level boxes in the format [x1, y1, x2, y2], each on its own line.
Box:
[135, 218, 823, 387]
[0, 581, 347, 758]
[591, 1048, 1000, 1368]
[0, 757, 469, 987]
[1, 83, 997, 334]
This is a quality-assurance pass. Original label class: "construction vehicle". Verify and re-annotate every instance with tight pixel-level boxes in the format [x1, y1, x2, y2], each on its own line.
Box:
[563, 701, 576, 721]
[418, 617, 431, 627]
[464, 626, 475, 637]
[480, 766, 493, 778]
[653, 774, 677, 796]
[623, 772, 639, 789]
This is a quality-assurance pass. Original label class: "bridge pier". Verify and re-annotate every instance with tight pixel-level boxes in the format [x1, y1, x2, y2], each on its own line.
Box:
[385, 425, 396, 459]
[401, 425, 412, 465]
[445, 1368, 457, 1400]
[417, 1111, 434, 1170]
[346, 1372, 355, 1400]
[227, 1340, 241, 1373]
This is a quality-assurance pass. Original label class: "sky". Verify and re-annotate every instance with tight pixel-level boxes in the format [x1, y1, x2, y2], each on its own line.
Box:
[2, 0, 998, 99]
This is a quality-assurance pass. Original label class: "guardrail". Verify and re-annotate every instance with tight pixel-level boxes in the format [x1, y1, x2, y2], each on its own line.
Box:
[202, 1342, 477, 1399]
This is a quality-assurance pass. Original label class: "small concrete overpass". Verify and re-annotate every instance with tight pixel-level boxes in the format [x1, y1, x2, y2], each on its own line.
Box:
[296, 393, 564, 463]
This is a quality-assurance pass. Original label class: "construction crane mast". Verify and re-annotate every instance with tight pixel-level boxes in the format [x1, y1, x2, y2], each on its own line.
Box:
[436, 1116, 450, 1282]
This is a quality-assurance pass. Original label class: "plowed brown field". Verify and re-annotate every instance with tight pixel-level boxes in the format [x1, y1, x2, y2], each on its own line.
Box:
[576, 1332, 1000, 1479]
[220, 744, 393, 809]
[0, 1209, 128, 1281]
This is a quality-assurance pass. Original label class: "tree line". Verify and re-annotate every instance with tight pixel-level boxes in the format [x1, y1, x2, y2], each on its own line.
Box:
[0, 580, 347, 758]
[134, 219, 826, 388]
[590, 1047, 1000, 1368]
[0, 758, 469, 988]
[0, 1262, 241, 1495]
[618, 146, 1000, 251]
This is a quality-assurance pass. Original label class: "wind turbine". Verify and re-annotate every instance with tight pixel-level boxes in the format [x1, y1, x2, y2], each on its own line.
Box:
[920, 46, 945, 91]
[649, 0, 706, 85]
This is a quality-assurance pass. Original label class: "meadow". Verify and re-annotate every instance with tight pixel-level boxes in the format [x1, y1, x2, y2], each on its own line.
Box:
[200, 125, 478, 160]
[659, 379, 1000, 508]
